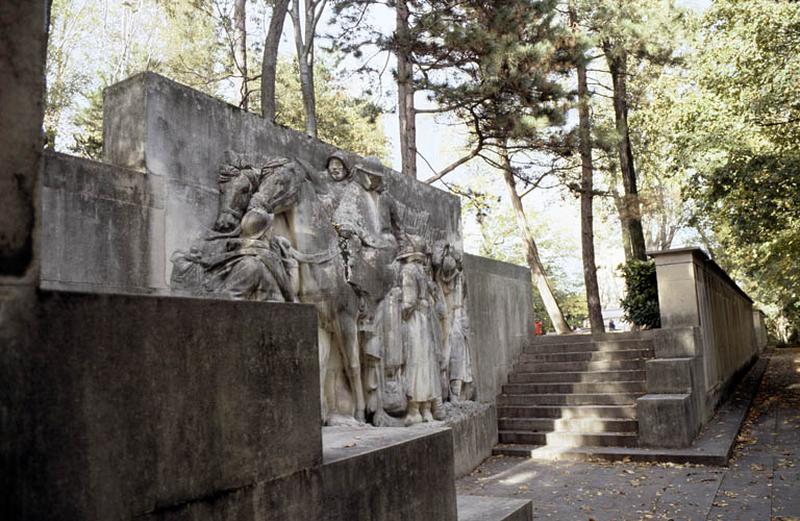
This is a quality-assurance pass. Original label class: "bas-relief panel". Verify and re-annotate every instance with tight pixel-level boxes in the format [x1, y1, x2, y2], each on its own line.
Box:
[171, 152, 475, 426]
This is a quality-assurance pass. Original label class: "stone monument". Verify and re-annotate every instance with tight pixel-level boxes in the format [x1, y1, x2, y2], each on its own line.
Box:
[170, 150, 476, 427]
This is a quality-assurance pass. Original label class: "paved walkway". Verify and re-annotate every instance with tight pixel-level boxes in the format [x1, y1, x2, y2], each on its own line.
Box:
[456, 348, 800, 520]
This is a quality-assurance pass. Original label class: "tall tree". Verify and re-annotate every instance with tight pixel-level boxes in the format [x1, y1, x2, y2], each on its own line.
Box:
[570, 4, 604, 333]
[417, 0, 574, 333]
[675, 0, 800, 340]
[232, 0, 249, 109]
[261, 0, 290, 120]
[288, 0, 329, 136]
[571, 0, 683, 262]
[395, 0, 417, 178]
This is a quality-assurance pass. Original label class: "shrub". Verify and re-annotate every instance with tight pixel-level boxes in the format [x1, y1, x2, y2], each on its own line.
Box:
[619, 259, 661, 329]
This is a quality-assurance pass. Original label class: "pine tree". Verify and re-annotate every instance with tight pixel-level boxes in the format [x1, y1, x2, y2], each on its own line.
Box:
[416, 0, 576, 333]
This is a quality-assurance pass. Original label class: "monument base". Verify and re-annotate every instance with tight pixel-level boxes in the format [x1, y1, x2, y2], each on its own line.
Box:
[322, 425, 458, 520]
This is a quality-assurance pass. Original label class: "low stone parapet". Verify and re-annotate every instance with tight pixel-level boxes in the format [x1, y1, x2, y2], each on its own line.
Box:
[637, 248, 760, 447]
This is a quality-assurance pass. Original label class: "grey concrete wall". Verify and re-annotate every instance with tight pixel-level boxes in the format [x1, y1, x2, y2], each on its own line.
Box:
[639, 248, 759, 447]
[447, 403, 498, 477]
[464, 254, 534, 402]
[322, 427, 458, 521]
[1, 291, 322, 520]
[41, 151, 167, 293]
[101, 72, 461, 287]
[0, 0, 49, 278]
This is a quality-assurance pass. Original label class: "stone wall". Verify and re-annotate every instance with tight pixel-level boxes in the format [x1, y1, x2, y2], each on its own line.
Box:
[2, 291, 323, 520]
[464, 254, 534, 402]
[101, 72, 461, 287]
[41, 152, 166, 293]
[0, 0, 49, 278]
[638, 248, 759, 448]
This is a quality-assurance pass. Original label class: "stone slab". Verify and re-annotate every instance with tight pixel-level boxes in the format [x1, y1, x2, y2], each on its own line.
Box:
[457, 495, 532, 521]
[322, 425, 458, 521]
[1, 290, 322, 520]
[645, 357, 698, 394]
[445, 402, 498, 477]
[41, 152, 167, 293]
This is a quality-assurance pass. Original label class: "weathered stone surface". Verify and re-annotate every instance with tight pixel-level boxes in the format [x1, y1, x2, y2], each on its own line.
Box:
[637, 393, 698, 448]
[445, 402, 498, 477]
[0, 0, 49, 278]
[102, 72, 461, 286]
[645, 248, 761, 447]
[1, 291, 321, 520]
[322, 426, 458, 521]
[463, 254, 534, 402]
[457, 495, 532, 521]
[41, 152, 167, 293]
[645, 357, 699, 394]
[652, 326, 702, 358]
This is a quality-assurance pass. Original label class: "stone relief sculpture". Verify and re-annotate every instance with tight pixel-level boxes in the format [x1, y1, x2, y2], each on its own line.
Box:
[171, 150, 474, 427]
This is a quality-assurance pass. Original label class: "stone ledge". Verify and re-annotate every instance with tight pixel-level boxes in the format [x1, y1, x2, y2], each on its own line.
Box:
[457, 495, 532, 521]
[322, 425, 458, 521]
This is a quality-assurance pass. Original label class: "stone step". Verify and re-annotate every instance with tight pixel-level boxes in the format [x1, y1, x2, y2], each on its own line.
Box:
[497, 404, 637, 419]
[498, 430, 638, 447]
[531, 331, 652, 344]
[518, 349, 654, 364]
[515, 358, 646, 373]
[497, 393, 641, 406]
[498, 417, 638, 433]
[457, 495, 532, 521]
[523, 339, 652, 355]
[501, 381, 646, 395]
[508, 369, 646, 384]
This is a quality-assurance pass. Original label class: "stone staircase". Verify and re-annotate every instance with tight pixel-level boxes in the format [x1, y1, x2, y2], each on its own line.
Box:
[494, 332, 654, 455]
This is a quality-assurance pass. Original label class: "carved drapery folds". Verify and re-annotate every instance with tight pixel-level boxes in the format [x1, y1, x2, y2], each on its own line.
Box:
[171, 152, 474, 426]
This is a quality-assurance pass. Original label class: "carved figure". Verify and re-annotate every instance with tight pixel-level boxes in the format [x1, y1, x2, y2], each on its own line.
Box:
[171, 150, 476, 428]
[398, 235, 443, 425]
[435, 244, 473, 401]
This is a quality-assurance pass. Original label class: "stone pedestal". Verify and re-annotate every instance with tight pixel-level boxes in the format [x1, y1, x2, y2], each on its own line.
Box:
[2, 291, 323, 520]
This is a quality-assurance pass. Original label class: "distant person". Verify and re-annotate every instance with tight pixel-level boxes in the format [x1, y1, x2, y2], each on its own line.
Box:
[609, 319, 616, 331]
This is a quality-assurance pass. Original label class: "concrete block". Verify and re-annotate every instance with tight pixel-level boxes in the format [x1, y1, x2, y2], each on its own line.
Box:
[41, 152, 167, 293]
[646, 357, 698, 394]
[446, 403, 498, 477]
[653, 327, 703, 358]
[2, 291, 322, 520]
[637, 394, 699, 448]
[322, 426, 458, 521]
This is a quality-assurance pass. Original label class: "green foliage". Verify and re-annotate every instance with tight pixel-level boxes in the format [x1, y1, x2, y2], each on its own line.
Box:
[673, 0, 800, 339]
[269, 59, 388, 161]
[69, 86, 104, 160]
[619, 260, 660, 329]
[46, 0, 387, 163]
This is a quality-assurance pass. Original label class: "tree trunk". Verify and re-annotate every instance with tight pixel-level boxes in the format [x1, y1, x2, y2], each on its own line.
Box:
[396, 0, 417, 178]
[604, 42, 647, 261]
[290, 0, 318, 137]
[572, 8, 604, 334]
[261, 0, 289, 120]
[233, 0, 248, 110]
[500, 146, 571, 335]
[613, 186, 633, 262]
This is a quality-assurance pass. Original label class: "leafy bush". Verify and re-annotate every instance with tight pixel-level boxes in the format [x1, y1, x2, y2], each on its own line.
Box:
[619, 260, 661, 329]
